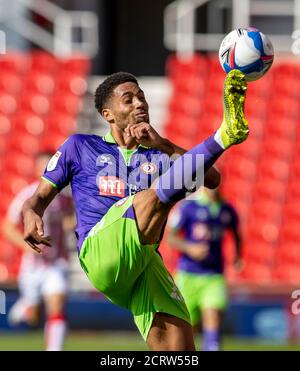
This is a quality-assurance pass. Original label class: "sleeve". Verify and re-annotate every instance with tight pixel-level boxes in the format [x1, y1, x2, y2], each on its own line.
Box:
[168, 202, 189, 232]
[42, 135, 81, 191]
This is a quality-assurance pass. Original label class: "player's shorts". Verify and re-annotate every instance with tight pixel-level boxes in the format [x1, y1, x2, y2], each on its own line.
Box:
[79, 195, 190, 341]
[175, 270, 228, 326]
[18, 258, 69, 306]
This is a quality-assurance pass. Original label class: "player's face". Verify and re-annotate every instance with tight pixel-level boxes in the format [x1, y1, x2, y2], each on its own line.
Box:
[103, 82, 149, 129]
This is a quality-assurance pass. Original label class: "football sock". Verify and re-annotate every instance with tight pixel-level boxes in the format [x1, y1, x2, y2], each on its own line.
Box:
[202, 329, 221, 351]
[45, 314, 67, 351]
[155, 133, 224, 205]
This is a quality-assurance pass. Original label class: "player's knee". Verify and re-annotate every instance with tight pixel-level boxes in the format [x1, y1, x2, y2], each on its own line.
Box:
[135, 189, 170, 212]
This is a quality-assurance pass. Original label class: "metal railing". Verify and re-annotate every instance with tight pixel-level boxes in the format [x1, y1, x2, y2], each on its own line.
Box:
[164, 0, 300, 58]
[0, 0, 98, 57]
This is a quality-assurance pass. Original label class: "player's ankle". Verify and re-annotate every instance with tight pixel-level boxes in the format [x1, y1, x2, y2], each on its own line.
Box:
[214, 127, 227, 150]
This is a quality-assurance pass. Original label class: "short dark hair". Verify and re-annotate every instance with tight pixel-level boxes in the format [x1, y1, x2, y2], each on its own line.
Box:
[94, 72, 138, 113]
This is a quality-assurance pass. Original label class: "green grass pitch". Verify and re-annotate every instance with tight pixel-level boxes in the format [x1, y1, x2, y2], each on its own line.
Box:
[0, 331, 299, 351]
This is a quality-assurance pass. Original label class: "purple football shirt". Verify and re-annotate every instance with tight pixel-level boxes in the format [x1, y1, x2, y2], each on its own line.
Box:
[43, 133, 170, 252]
[169, 197, 238, 274]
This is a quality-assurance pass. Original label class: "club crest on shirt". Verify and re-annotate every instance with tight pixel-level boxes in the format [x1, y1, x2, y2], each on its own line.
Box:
[47, 151, 62, 172]
[98, 176, 126, 198]
[140, 162, 157, 174]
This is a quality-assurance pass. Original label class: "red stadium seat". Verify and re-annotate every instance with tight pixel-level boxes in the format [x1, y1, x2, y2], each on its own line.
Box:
[272, 264, 300, 285]
[246, 73, 272, 98]
[0, 93, 17, 115]
[0, 136, 7, 156]
[221, 178, 253, 205]
[283, 200, 300, 222]
[263, 137, 295, 161]
[245, 96, 267, 118]
[0, 175, 30, 196]
[0, 52, 30, 74]
[275, 242, 300, 265]
[253, 178, 286, 202]
[3, 152, 36, 178]
[45, 114, 76, 137]
[286, 179, 300, 200]
[9, 133, 40, 155]
[0, 192, 14, 216]
[257, 159, 290, 182]
[246, 221, 279, 245]
[30, 51, 58, 73]
[272, 76, 300, 99]
[60, 55, 91, 75]
[243, 241, 275, 265]
[264, 116, 297, 140]
[0, 114, 12, 135]
[223, 156, 257, 182]
[40, 134, 68, 152]
[19, 94, 50, 115]
[279, 222, 300, 244]
[240, 262, 272, 284]
[268, 96, 299, 119]
[0, 72, 22, 95]
[249, 199, 283, 223]
[55, 72, 88, 96]
[23, 71, 55, 95]
[51, 94, 82, 116]
[13, 113, 46, 136]
[230, 135, 262, 160]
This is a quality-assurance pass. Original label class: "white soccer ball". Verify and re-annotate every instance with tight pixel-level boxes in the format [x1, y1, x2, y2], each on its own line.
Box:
[219, 27, 274, 81]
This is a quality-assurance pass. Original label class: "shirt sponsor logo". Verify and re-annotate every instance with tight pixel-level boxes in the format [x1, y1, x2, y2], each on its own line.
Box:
[47, 151, 62, 172]
[98, 176, 125, 197]
[140, 162, 157, 174]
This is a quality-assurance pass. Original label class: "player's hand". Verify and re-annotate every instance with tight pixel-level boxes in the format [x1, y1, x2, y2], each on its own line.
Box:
[124, 123, 164, 148]
[23, 210, 52, 254]
[185, 243, 209, 261]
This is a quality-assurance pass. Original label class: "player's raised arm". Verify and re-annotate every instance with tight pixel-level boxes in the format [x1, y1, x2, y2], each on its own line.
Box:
[22, 179, 58, 253]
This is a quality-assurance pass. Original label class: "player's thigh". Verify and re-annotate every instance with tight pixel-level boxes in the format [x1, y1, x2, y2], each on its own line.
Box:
[129, 252, 191, 344]
[133, 189, 172, 244]
[41, 262, 69, 300]
[18, 264, 44, 307]
[79, 195, 158, 308]
[175, 270, 202, 326]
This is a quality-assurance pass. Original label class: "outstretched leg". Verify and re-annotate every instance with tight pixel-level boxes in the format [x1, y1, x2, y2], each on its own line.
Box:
[134, 70, 248, 245]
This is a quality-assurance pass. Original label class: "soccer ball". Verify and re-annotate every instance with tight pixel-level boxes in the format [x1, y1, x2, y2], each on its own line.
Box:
[218, 27, 274, 81]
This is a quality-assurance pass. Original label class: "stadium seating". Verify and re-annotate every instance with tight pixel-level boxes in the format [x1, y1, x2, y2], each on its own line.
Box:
[0, 51, 90, 283]
[161, 53, 300, 286]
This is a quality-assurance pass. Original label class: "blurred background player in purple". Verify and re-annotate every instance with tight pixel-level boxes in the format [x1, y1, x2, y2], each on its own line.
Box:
[168, 186, 242, 351]
[2, 152, 74, 351]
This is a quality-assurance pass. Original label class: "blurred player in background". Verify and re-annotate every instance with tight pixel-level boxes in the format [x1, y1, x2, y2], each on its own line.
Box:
[168, 187, 242, 351]
[2, 152, 74, 351]
[22, 69, 248, 351]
